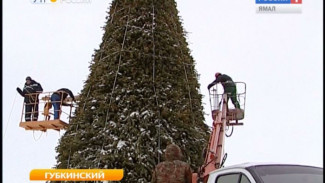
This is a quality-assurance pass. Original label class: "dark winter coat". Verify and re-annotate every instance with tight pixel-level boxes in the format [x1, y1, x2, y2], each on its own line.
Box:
[151, 144, 192, 183]
[207, 74, 235, 90]
[52, 88, 75, 106]
[17, 80, 43, 103]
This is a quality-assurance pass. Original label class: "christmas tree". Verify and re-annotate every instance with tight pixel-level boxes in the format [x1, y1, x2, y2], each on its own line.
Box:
[55, 1, 210, 182]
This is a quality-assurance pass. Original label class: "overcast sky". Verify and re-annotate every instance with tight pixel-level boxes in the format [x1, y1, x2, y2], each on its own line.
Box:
[3, 0, 323, 182]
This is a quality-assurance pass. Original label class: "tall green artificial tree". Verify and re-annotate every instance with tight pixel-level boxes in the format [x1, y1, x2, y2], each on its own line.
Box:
[55, 0, 210, 182]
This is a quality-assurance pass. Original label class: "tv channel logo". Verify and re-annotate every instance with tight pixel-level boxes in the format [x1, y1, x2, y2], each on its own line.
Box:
[256, 0, 302, 13]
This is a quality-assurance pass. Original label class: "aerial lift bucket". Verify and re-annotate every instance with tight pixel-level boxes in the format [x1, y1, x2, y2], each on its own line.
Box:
[209, 86, 221, 121]
[209, 82, 246, 123]
[19, 91, 76, 132]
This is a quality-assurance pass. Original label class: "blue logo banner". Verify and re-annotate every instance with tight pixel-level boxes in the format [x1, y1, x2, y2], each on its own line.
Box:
[256, 0, 291, 4]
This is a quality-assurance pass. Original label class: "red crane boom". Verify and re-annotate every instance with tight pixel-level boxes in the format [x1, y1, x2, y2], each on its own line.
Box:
[192, 82, 246, 183]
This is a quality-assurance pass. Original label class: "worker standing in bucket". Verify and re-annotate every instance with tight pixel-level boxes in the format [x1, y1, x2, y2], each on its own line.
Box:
[50, 88, 75, 120]
[17, 76, 43, 121]
[207, 72, 240, 109]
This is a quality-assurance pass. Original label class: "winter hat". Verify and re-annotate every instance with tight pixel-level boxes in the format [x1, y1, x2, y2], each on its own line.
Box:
[165, 144, 183, 161]
[215, 72, 221, 78]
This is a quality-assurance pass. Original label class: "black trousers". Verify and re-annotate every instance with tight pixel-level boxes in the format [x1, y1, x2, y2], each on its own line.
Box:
[25, 102, 39, 121]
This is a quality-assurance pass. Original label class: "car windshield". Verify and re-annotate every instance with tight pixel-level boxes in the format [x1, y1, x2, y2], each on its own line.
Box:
[249, 165, 323, 183]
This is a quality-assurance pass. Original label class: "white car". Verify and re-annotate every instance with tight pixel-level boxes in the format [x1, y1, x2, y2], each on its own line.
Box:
[206, 162, 323, 183]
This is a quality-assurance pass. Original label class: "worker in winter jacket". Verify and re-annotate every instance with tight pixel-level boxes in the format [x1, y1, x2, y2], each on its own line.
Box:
[151, 144, 192, 183]
[207, 72, 240, 109]
[17, 76, 43, 121]
[50, 88, 75, 120]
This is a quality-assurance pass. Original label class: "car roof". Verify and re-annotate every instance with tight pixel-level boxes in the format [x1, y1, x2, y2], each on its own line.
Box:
[209, 162, 322, 174]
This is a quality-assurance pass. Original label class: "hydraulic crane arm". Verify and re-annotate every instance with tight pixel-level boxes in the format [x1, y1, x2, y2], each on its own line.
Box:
[202, 94, 228, 175]
[192, 82, 246, 183]
[192, 94, 228, 183]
